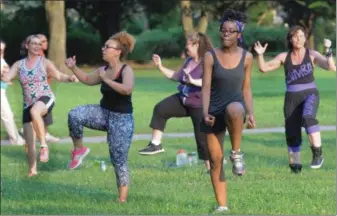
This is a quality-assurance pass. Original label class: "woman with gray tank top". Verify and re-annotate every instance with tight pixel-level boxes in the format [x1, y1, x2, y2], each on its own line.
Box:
[201, 9, 256, 213]
[254, 25, 336, 173]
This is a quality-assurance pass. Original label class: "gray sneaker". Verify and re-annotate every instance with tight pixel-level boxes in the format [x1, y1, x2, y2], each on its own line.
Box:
[229, 151, 245, 176]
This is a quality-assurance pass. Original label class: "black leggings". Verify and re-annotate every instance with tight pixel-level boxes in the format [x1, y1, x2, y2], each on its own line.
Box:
[284, 89, 320, 152]
[150, 93, 209, 160]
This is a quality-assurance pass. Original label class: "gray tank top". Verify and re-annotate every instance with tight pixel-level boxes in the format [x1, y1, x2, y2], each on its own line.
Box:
[209, 48, 246, 115]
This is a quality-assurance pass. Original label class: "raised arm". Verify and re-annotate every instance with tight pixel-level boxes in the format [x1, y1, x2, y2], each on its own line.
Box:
[254, 41, 286, 73]
[45, 59, 77, 83]
[152, 54, 181, 81]
[242, 52, 256, 129]
[65, 56, 101, 85]
[1, 61, 19, 82]
[310, 45, 336, 72]
[99, 65, 134, 95]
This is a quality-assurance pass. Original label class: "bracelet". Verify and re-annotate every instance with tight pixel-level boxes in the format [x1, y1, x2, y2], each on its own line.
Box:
[325, 48, 332, 58]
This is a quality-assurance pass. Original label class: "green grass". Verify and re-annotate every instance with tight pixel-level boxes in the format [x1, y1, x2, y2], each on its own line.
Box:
[1, 132, 335, 215]
[1, 59, 335, 138]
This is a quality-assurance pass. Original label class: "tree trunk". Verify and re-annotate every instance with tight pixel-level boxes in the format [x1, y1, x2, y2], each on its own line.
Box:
[197, 10, 208, 33]
[45, 1, 69, 74]
[181, 0, 194, 38]
[257, 12, 267, 26]
[307, 13, 315, 49]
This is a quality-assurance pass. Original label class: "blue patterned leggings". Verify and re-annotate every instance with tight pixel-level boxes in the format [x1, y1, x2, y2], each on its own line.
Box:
[68, 104, 134, 186]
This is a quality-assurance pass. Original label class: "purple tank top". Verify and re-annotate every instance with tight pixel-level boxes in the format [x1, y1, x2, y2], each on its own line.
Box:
[177, 57, 202, 108]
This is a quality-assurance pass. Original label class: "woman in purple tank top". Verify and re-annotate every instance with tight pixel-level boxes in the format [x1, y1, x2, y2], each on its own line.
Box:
[138, 32, 213, 171]
[254, 26, 336, 173]
[1, 34, 77, 177]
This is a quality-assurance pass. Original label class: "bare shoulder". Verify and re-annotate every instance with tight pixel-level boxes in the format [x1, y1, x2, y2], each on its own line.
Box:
[275, 52, 287, 63]
[42, 58, 53, 67]
[308, 49, 321, 57]
[121, 64, 134, 77]
[245, 50, 253, 61]
[12, 60, 21, 67]
[204, 50, 214, 64]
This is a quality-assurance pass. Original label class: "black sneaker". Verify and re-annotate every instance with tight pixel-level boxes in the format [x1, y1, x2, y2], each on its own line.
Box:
[310, 146, 324, 169]
[289, 163, 302, 173]
[138, 142, 165, 155]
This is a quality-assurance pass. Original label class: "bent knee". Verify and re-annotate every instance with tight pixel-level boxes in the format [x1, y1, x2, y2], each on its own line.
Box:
[225, 102, 245, 120]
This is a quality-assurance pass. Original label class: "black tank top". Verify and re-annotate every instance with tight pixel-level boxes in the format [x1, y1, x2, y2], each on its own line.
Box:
[100, 64, 133, 113]
[284, 48, 315, 85]
[209, 49, 246, 115]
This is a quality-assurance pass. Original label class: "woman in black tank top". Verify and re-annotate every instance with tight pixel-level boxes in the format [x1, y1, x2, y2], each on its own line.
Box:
[254, 25, 336, 174]
[65, 31, 136, 203]
[201, 9, 256, 213]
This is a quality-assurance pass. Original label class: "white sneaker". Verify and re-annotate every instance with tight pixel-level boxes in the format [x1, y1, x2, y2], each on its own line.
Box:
[214, 206, 229, 213]
[45, 132, 60, 143]
[9, 137, 25, 146]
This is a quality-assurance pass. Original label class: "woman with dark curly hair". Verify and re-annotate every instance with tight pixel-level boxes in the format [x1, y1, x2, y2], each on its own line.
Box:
[201, 9, 255, 212]
[65, 31, 136, 203]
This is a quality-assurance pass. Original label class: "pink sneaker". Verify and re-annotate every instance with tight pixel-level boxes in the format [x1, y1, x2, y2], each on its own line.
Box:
[68, 147, 90, 169]
[39, 147, 49, 163]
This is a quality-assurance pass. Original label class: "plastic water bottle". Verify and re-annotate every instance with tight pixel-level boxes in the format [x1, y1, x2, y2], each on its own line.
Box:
[191, 152, 198, 165]
[176, 149, 188, 167]
[187, 153, 193, 166]
[100, 161, 107, 172]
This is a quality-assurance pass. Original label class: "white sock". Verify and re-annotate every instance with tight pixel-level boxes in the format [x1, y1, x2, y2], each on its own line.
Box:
[40, 145, 48, 148]
[231, 149, 240, 154]
[151, 140, 161, 145]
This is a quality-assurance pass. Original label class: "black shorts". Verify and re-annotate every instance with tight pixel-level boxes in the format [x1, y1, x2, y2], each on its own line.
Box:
[22, 96, 55, 125]
[200, 101, 246, 134]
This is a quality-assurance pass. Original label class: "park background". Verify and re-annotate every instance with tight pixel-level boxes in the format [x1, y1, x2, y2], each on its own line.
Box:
[0, 0, 336, 215]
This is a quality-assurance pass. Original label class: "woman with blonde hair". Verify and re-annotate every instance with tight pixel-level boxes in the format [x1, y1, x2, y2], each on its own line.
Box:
[1, 34, 78, 176]
[65, 31, 136, 203]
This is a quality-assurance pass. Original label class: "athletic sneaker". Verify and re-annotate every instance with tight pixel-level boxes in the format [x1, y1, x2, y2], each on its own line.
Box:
[68, 147, 90, 169]
[213, 206, 229, 214]
[39, 147, 49, 163]
[9, 136, 25, 146]
[310, 146, 324, 169]
[289, 163, 302, 173]
[138, 142, 165, 155]
[45, 132, 60, 143]
[229, 151, 245, 176]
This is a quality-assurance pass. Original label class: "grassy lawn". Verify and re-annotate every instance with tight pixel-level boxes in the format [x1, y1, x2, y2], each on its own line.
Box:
[1, 59, 335, 139]
[1, 132, 335, 215]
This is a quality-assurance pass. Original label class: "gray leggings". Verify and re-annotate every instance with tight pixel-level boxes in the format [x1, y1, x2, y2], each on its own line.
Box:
[68, 104, 134, 186]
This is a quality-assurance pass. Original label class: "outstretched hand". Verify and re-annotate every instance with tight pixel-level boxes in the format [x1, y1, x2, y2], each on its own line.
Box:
[65, 56, 76, 69]
[152, 54, 162, 67]
[254, 41, 268, 55]
[68, 75, 78, 82]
